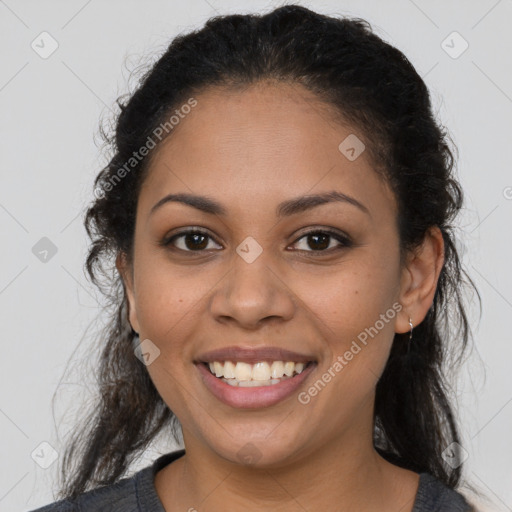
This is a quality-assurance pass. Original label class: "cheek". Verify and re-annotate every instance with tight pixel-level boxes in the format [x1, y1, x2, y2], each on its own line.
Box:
[298, 256, 399, 334]
[132, 260, 196, 358]
[296, 253, 401, 389]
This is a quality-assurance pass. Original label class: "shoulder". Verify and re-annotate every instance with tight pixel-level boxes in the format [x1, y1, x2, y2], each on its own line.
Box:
[28, 449, 185, 512]
[27, 473, 139, 512]
[413, 472, 476, 512]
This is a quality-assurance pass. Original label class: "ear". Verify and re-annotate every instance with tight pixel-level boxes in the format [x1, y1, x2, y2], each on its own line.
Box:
[395, 226, 445, 334]
[116, 252, 140, 334]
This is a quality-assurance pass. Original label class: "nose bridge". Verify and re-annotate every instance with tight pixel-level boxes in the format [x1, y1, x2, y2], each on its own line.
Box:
[228, 240, 278, 308]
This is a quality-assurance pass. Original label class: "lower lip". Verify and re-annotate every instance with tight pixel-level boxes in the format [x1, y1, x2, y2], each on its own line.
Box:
[195, 362, 316, 409]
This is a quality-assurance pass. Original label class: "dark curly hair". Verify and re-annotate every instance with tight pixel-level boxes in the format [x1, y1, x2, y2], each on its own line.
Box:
[55, 3, 481, 503]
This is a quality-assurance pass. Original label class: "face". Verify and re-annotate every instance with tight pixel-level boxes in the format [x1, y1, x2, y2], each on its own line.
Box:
[119, 81, 418, 468]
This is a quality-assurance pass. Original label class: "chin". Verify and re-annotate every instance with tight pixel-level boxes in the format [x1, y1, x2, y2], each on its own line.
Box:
[204, 432, 307, 469]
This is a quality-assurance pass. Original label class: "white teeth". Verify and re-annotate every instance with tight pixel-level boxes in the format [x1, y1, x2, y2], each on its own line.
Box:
[241, 378, 282, 387]
[214, 361, 223, 378]
[270, 361, 284, 378]
[205, 360, 310, 381]
[234, 362, 253, 381]
[224, 377, 285, 387]
[223, 361, 236, 379]
[283, 362, 295, 377]
[252, 362, 271, 380]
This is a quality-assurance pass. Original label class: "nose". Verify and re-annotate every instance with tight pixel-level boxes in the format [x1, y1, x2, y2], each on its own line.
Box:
[209, 250, 296, 330]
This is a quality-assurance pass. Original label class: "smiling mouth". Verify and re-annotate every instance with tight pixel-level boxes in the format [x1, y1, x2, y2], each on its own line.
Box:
[202, 360, 315, 387]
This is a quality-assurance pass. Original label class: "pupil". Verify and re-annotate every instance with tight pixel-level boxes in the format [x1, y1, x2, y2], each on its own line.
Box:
[186, 233, 207, 250]
[309, 233, 329, 250]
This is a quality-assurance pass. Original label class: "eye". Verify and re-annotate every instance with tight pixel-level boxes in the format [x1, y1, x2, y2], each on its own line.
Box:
[290, 229, 352, 254]
[161, 227, 352, 255]
[162, 228, 222, 252]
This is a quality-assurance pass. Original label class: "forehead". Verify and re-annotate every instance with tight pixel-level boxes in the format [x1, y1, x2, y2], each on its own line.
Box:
[138, 81, 396, 219]
[157, 81, 353, 158]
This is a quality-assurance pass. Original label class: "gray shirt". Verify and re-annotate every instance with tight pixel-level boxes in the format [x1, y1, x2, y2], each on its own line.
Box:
[29, 449, 474, 511]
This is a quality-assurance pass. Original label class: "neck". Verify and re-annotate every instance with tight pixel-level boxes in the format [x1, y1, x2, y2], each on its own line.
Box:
[155, 427, 420, 511]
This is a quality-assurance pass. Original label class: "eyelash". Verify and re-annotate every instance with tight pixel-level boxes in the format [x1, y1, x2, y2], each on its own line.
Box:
[161, 227, 353, 256]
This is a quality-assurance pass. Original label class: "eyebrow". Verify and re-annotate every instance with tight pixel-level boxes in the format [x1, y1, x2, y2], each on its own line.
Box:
[150, 190, 370, 218]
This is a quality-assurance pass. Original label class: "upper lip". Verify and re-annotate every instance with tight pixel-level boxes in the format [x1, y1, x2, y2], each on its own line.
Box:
[195, 346, 316, 364]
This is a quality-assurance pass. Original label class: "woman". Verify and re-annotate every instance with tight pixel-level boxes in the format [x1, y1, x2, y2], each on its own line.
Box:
[32, 5, 481, 511]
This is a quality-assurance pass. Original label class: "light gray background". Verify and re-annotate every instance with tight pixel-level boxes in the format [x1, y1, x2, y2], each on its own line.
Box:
[1, 1, 511, 510]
